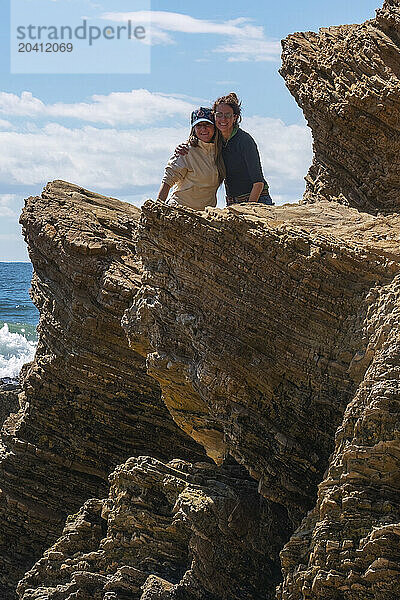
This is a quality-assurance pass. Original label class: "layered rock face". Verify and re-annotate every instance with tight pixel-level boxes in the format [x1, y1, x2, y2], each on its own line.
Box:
[18, 457, 289, 600]
[0, 380, 20, 425]
[14, 191, 400, 599]
[280, 0, 400, 213]
[0, 181, 205, 598]
[126, 200, 400, 527]
[277, 274, 400, 599]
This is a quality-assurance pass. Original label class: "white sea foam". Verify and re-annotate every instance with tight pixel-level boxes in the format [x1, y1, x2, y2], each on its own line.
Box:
[0, 323, 37, 379]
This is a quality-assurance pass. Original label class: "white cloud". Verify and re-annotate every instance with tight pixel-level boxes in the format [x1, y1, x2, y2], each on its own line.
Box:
[0, 119, 13, 129]
[0, 124, 188, 189]
[214, 38, 281, 63]
[0, 114, 311, 204]
[0, 194, 18, 217]
[244, 116, 312, 178]
[100, 11, 280, 61]
[102, 11, 252, 36]
[0, 90, 196, 126]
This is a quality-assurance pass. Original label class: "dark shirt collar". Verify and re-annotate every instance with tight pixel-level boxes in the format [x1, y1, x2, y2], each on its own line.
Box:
[223, 126, 239, 146]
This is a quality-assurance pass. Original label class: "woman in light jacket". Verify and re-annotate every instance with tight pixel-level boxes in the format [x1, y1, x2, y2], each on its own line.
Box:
[157, 107, 225, 211]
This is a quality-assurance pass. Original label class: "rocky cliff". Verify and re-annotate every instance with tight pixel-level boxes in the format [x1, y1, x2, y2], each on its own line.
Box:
[125, 199, 400, 599]
[0, 181, 205, 598]
[277, 274, 400, 599]
[1, 1, 400, 599]
[280, 0, 400, 213]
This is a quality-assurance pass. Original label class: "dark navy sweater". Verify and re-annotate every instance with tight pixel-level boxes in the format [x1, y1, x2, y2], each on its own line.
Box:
[222, 128, 266, 197]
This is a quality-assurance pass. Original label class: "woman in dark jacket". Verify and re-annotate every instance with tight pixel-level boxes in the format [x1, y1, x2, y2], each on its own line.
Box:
[212, 92, 273, 206]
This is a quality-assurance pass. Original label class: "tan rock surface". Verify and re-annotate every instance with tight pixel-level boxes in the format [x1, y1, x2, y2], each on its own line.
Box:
[277, 274, 400, 600]
[10, 189, 400, 599]
[126, 199, 400, 526]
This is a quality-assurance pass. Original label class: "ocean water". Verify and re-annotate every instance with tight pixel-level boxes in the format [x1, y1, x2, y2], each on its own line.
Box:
[0, 263, 39, 382]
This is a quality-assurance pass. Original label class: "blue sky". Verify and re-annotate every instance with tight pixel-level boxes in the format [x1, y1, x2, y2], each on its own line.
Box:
[0, 0, 380, 261]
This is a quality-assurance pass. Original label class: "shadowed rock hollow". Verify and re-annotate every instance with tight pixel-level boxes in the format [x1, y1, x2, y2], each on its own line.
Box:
[1, 1, 400, 599]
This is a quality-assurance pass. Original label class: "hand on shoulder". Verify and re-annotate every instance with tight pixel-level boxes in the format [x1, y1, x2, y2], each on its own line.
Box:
[174, 143, 190, 157]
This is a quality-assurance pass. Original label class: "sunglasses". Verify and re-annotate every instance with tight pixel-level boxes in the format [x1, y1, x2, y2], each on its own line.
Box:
[214, 112, 235, 119]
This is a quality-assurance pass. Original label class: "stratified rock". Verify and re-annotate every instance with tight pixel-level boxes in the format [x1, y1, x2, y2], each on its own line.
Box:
[0, 181, 204, 599]
[125, 199, 400, 527]
[280, 0, 400, 213]
[277, 274, 400, 600]
[0, 379, 20, 425]
[17, 456, 290, 600]
[11, 182, 400, 599]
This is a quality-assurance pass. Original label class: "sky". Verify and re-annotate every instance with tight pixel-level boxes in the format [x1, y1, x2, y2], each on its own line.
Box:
[0, 0, 381, 261]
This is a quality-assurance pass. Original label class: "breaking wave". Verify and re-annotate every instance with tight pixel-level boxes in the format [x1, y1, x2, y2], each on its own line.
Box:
[0, 322, 37, 381]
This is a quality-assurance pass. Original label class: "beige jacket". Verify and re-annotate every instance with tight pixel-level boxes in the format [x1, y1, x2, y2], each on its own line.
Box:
[162, 140, 219, 210]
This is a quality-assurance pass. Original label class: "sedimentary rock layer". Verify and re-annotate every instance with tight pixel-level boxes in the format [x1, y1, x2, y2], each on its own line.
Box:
[0, 181, 204, 599]
[277, 274, 400, 600]
[126, 199, 400, 526]
[12, 185, 400, 600]
[0, 380, 20, 426]
[280, 0, 400, 213]
[18, 457, 289, 600]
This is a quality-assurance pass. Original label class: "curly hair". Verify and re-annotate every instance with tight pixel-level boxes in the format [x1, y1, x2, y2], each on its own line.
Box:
[212, 92, 242, 123]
